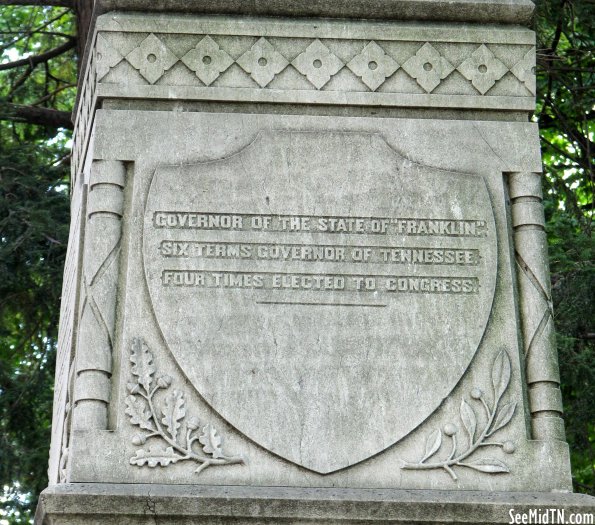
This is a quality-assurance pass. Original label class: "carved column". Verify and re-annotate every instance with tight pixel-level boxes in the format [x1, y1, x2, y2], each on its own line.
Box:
[71, 160, 126, 431]
[509, 172, 565, 441]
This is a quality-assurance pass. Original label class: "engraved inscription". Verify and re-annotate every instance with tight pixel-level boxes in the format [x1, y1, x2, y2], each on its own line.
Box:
[153, 211, 487, 306]
[153, 212, 487, 236]
[161, 270, 480, 295]
[151, 212, 486, 301]
[158, 241, 480, 265]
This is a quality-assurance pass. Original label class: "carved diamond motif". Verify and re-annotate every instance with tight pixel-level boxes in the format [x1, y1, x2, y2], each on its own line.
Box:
[347, 41, 399, 91]
[457, 44, 508, 95]
[510, 48, 536, 95]
[181, 36, 234, 86]
[236, 37, 289, 88]
[401, 43, 455, 93]
[292, 39, 344, 90]
[96, 33, 123, 81]
[126, 34, 178, 84]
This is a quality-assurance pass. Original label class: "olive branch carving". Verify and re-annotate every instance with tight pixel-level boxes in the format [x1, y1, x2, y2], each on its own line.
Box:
[125, 338, 245, 474]
[402, 349, 517, 481]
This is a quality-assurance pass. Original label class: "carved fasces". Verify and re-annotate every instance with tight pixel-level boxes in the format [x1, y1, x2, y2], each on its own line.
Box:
[402, 349, 517, 481]
[125, 338, 245, 475]
[71, 161, 126, 433]
[508, 172, 565, 441]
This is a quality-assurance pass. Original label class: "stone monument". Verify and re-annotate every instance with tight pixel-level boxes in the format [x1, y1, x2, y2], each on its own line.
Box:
[37, 0, 595, 522]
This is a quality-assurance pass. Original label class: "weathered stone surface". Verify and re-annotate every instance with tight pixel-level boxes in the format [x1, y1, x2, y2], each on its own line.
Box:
[43, 2, 588, 522]
[36, 483, 595, 525]
[143, 130, 497, 474]
[49, 110, 570, 492]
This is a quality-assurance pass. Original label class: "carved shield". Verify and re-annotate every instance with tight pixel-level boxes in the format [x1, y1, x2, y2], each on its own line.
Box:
[143, 131, 497, 473]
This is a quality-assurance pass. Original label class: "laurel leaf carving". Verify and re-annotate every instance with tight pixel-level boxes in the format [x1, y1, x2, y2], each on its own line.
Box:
[491, 349, 511, 403]
[462, 457, 509, 473]
[460, 399, 477, 442]
[491, 401, 517, 434]
[421, 429, 442, 463]
[402, 348, 516, 482]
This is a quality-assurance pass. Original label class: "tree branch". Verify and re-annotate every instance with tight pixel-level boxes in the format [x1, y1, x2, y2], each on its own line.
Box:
[7, 65, 34, 99]
[0, 103, 73, 129]
[0, 0, 74, 7]
[0, 38, 75, 71]
[0, 9, 73, 53]
[31, 83, 75, 105]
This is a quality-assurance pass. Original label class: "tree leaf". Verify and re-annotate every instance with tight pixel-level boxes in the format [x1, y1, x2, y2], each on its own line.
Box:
[130, 338, 155, 392]
[125, 395, 153, 431]
[161, 389, 186, 441]
[491, 350, 511, 402]
[199, 424, 224, 459]
[130, 446, 181, 467]
[460, 399, 477, 442]
[462, 457, 509, 474]
[491, 401, 517, 433]
[421, 429, 442, 463]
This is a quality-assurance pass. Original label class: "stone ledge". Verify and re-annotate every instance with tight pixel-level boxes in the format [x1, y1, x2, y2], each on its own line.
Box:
[95, 0, 535, 25]
[36, 484, 595, 524]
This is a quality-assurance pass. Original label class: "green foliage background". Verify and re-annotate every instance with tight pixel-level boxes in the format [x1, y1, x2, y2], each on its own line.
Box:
[0, 2, 593, 522]
[535, 0, 594, 495]
[0, 7, 74, 523]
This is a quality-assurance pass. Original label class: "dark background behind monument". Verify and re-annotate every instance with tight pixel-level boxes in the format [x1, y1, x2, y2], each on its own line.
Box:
[0, 0, 593, 521]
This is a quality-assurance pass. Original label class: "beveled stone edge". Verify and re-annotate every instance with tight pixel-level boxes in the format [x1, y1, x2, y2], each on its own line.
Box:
[94, 0, 535, 25]
[96, 13, 536, 45]
[36, 483, 595, 523]
[96, 85, 536, 112]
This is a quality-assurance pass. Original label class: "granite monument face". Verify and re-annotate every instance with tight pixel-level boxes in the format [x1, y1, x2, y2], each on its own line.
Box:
[37, 0, 595, 522]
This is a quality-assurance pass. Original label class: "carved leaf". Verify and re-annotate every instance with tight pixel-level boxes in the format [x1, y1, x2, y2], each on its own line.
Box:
[199, 424, 224, 459]
[130, 338, 155, 392]
[161, 389, 186, 441]
[460, 399, 477, 442]
[130, 446, 181, 467]
[462, 457, 509, 474]
[421, 429, 442, 463]
[125, 395, 154, 431]
[491, 350, 511, 403]
[491, 401, 517, 433]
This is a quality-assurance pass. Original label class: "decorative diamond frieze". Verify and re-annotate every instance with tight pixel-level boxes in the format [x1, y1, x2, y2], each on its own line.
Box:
[457, 44, 508, 95]
[96, 33, 123, 81]
[401, 43, 455, 93]
[181, 36, 234, 86]
[236, 37, 289, 88]
[292, 39, 344, 90]
[346, 41, 399, 91]
[125, 34, 178, 84]
[97, 31, 534, 107]
[510, 48, 536, 96]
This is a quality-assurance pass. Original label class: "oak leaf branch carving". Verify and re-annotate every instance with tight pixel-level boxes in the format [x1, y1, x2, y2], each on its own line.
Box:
[125, 338, 245, 475]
